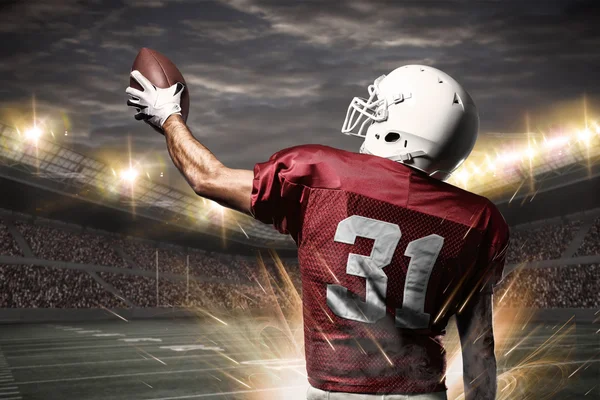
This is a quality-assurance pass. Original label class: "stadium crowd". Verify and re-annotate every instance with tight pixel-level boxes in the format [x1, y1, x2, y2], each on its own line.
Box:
[575, 217, 600, 256]
[496, 264, 599, 308]
[0, 220, 22, 257]
[0, 216, 598, 309]
[14, 221, 128, 268]
[507, 220, 582, 264]
[0, 264, 127, 308]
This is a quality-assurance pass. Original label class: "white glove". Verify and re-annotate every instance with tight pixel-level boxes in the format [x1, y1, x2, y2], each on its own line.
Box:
[126, 70, 184, 129]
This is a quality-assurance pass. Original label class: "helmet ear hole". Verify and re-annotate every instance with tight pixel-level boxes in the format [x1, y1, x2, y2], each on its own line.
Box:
[384, 132, 401, 143]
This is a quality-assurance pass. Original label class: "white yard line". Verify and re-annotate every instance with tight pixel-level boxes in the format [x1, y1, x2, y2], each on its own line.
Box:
[93, 334, 125, 337]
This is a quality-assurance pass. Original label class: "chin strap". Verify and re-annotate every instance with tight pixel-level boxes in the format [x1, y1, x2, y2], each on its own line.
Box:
[360, 144, 427, 163]
[360, 145, 453, 180]
[387, 150, 427, 163]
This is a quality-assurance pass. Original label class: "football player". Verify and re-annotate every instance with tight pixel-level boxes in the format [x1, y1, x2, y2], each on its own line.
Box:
[126, 65, 509, 400]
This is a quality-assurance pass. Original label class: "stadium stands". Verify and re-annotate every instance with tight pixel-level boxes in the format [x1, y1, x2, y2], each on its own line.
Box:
[495, 264, 599, 308]
[0, 213, 598, 310]
[14, 221, 128, 268]
[507, 220, 582, 264]
[0, 220, 22, 256]
[0, 265, 127, 308]
[575, 217, 600, 256]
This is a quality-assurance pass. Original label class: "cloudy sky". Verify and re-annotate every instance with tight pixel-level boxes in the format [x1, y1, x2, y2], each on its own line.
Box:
[1, 0, 599, 191]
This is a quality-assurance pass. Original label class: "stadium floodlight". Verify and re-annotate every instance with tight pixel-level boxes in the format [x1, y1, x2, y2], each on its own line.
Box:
[501, 151, 522, 164]
[120, 167, 139, 184]
[485, 155, 496, 172]
[24, 126, 42, 141]
[0, 122, 295, 247]
[577, 128, 592, 145]
[525, 147, 536, 160]
[544, 136, 570, 149]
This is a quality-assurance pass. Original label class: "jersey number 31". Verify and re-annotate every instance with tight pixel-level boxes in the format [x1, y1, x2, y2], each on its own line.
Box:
[326, 215, 444, 329]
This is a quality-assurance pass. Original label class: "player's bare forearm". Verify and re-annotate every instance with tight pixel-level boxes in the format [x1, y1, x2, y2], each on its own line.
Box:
[456, 287, 497, 400]
[162, 115, 254, 215]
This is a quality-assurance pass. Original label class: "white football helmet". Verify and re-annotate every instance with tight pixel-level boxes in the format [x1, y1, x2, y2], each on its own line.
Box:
[341, 65, 479, 181]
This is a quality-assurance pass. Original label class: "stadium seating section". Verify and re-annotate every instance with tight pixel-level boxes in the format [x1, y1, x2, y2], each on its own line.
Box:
[1, 217, 598, 309]
[506, 220, 582, 264]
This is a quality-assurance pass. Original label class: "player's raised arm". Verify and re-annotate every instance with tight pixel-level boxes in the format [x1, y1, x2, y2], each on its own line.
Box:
[456, 285, 497, 400]
[162, 115, 254, 215]
[126, 71, 254, 215]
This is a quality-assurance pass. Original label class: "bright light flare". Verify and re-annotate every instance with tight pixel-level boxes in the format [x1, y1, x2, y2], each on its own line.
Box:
[543, 136, 570, 149]
[525, 147, 536, 160]
[120, 168, 139, 183]
[24, 126, 42, 141]
[484, 155, 496, 172]
[577, 128, 592, 146]
[454, 169, 469, 184]
[499, 151, 522, 164]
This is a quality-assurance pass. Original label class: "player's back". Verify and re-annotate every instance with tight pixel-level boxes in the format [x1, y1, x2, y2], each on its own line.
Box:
[251, 144, 508, 395]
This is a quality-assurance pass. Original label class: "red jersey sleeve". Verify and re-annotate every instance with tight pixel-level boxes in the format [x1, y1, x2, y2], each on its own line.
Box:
[480, 202, 510, 288]
[251, 145, 331, 238]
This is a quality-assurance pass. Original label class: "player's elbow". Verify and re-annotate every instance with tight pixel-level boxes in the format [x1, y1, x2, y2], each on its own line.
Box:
[480, 334, 496, 353]
[462, 334, 497, 367]
[191, 166, 253, 215]
[479, 344, 496, 362]
[191, 179, 213, 198]
[472, 334, 496, 358]
[192, 178, 222, 202]
[190, 164, 226, 198]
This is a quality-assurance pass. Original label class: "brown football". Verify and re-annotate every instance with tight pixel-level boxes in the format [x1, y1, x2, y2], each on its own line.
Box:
[130, 47, 190, 122]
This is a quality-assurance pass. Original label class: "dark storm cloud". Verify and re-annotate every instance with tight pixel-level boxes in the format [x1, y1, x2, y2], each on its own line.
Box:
[1, 0, 599, 191]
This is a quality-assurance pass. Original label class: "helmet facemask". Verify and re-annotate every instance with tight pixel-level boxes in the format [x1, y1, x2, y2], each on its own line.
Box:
[341, 75, 389, 138]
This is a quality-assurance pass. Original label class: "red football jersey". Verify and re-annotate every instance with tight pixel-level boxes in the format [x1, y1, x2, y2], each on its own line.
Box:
[251, 145, 509, 395]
